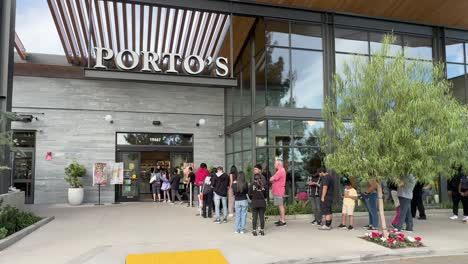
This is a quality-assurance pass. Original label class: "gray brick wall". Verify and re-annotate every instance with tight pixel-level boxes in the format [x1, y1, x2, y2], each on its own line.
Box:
[11, 76, 225, 204]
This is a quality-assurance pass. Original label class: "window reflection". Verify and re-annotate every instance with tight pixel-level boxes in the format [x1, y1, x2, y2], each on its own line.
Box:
[256, 120, 267, 147]
[447, 63, 466, 103]
[266, 20, 289, 47]
[446, 40, 464, 63]
[267, 120, 291, 146]
[293, 121, 324, 147]
[370, 32, 403, 56]
[291, 23, 322, 49]
[404, 36, 433, 60]
[255, 51, 267, 110]
[291, 50, 323, 109]
[242, 127, 252, 151]
[335, 28, 369, 54]
[266, 47, 291, 107]
[233, 130, 241, 152]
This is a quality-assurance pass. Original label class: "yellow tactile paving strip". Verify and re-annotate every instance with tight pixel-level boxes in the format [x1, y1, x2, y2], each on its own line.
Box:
[126, 249, 229, 264]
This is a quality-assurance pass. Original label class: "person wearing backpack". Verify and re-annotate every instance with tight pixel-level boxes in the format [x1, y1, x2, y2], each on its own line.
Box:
[250, 173, 267, 236]
[458, 169, 468, 222]
[149, 167, 162, 202]
[201, 169, 215, 218]
[212, 166, 230, 224]
[233, 171, 249, 234]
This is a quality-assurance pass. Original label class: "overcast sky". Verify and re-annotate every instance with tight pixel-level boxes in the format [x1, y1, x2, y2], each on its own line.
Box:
[15, 0, 65, 55]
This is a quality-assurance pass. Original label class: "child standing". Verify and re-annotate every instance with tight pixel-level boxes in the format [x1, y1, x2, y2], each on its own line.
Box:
[338, 180, 358, 230]
[161, 170, 171, 203]
[249, 174, 267, 236]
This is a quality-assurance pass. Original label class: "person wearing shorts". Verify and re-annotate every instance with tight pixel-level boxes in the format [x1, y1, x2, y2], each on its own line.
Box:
[270, 159, 287, 227]
[318, 167, 334, 230]
[338, 180, 358, 230]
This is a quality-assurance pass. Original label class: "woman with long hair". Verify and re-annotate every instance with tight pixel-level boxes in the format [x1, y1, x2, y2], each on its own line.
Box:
[250, 173, 267, 236]
[161, 170, 171, 203]
[228, 165, 238, 217]
[233, 171, 249, 234]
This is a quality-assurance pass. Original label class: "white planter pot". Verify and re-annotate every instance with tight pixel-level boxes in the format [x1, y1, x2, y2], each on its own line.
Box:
[434, 194, 440, 204]
[68, 188, 84, 205]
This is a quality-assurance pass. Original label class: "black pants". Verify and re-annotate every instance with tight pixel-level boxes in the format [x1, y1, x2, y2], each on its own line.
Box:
[462, 193, 468, 217]
[452, 193, 461, 216]
[202, 192, 213, 217]
[411, 193, 426, 218]
[171, 189, 182, 202]
[252, 206, 266, 230]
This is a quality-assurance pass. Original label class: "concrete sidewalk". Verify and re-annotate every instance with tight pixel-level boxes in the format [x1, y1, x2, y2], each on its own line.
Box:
[0, 203, 466, 264]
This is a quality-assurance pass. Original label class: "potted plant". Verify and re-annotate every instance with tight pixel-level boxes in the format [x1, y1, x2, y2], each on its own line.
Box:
[65, 162, 86, 205]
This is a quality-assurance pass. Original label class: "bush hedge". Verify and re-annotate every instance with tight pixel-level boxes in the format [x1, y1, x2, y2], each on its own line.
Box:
[0, 205, 41, 239]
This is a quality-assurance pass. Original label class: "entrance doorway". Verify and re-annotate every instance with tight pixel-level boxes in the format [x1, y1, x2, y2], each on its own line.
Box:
[115, 132, 194, 202]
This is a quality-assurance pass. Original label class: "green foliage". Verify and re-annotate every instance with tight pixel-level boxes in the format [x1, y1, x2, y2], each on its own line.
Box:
[0, 206, 41, 238]
[64, 162, 86, 188]
[246, 165, 253, 183]
[322, 35, 468, 184]
[0, 112, 17, 171]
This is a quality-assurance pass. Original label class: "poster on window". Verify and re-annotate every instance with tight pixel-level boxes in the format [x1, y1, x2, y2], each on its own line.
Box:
[109, 162, 124, 185]
[93, 163, 108, 186]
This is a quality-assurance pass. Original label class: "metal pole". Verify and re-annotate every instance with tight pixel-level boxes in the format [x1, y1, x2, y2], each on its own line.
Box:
[87, 0, 93, 68]
[229, 11, 234, 78]
[190, 182, 192, 207]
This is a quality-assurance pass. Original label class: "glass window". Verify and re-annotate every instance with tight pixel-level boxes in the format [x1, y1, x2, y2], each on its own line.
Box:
[255, 120, 267, 147]
[293, 147, 324, 195]
[447, 64, 466, 103]
[225, 88, 233, 126]
[226, 154, 234, 170]
[233, 130, 242, 152]
[268, 120, 291, 146]
[446, 39, 464, 63]
[266, 47, 290, 107]
[234, 152, 242, 173]
[242, 127, 252, 151]
[293, 121, 324, 147]
[404, 36, 433, 60]
[242, 150, 252, 175]
[226, 134, 233, 154]
[255, 52, 266, 110]
[335, 28, 369, 55]
[291, 23, 322, 50]
[369, 32, 402, 56]
[291, 50, 323, 109]
[266, 20, 289, 47]
[233, 75, 242, 122]
[255, 148, 268, 172]
[242, 65, 252, 116]
[13, 132, 35, 148]
[335, 53, 368, 78]
[255, 19, 266, 56]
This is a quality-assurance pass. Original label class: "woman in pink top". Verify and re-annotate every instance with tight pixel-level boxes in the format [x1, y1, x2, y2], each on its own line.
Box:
[270, 159, 286, 227]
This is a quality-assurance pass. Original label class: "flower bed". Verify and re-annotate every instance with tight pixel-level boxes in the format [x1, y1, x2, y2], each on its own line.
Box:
[362, 230, 424, 249]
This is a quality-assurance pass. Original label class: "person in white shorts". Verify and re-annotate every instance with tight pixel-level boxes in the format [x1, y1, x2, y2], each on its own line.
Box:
[338, 180, 358, 230]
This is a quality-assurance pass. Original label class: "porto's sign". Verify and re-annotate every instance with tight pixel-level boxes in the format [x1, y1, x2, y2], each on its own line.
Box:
[93, 47, 229, 77]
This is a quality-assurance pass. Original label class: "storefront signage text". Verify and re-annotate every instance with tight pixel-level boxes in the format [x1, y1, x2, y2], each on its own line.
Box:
[93, 47, 229, 77]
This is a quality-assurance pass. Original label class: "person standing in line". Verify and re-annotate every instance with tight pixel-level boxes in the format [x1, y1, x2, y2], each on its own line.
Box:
[233, 171, 249, 234]
[254, 164, 267, 187]
[337, 180, 358, 230]
[212, 166, 230, 224]
[360, 178, 379, 230]
[307, 171, 322, 226]
[201, 169, 214, 218]
[170, 168, 183, 204]
[395, 174, 417, 232]
[195, 163, 210, 213]
[411, 181, 427, 220]
[228, 166, 238, 218]
[388, 181, 400, 227]
[458, 169, 468, 222]
[186, 167, 196, 207]
[149, 167, 161, 202]
[318, 167, 335, 230]
[448, 166, 463, 220]
[161, 170, 171, 203]
[250, 173, 267, 236]
[270, 159, 287, 227]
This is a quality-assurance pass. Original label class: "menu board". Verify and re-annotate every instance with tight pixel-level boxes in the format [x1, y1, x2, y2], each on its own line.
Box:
[109, 162, 124, 185]
[93, 163, 108, 186]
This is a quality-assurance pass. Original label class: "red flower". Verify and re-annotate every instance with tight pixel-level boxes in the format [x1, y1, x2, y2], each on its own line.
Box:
[398, 236, 405, 242]
[371, 232, 380, 238]
[415, 237, 422, 242]
[387, 238, 395, 244]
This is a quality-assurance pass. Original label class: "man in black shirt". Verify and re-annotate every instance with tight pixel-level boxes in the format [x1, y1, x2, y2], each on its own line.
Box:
[448, 166, 463, 220]
[186, 167, 196, 207]
[318, 167, 334, 230]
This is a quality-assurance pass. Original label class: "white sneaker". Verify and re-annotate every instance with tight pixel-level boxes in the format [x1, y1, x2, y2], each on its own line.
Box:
[463, 216, 468, 221]
[240, 230, 245, 234]
[449, 215, 458, 220]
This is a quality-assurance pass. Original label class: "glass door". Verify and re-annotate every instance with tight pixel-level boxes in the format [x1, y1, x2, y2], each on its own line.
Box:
[117, 152, 140, 202]
[12, 149, 35, 204]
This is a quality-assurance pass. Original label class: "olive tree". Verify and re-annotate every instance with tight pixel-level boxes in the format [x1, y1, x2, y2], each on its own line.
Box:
[321, 35, 468, 236]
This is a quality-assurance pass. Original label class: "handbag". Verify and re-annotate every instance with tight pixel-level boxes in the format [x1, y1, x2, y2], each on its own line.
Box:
[149, 175, 156, 184]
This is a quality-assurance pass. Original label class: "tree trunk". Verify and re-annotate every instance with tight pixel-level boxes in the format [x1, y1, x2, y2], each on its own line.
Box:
[376, 182, 389, 238]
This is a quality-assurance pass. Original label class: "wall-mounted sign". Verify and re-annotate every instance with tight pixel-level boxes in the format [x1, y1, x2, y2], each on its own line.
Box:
[93, 47, 229, 77]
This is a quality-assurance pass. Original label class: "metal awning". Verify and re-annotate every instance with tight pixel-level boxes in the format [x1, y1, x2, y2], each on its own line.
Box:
[47, 0, 230, 66]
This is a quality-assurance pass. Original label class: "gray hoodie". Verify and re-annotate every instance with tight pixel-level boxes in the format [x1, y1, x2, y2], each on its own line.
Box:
[397, 174, 416, 199]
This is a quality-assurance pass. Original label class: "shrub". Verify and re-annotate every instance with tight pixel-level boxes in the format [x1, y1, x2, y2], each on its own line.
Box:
[0, 206, 41, 238]
[65, 161, 86, 188]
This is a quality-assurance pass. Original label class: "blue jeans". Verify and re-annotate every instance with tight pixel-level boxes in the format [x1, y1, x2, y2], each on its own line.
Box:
[235, 200, 248, 232]
[214, 193, 228, 220]
[396, 197, 413, 231]
[362, 192, 379, 228]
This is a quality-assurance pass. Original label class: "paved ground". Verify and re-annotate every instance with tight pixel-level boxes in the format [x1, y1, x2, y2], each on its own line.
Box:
[0, 202, 467, 264]
[360, 255, 468, 264]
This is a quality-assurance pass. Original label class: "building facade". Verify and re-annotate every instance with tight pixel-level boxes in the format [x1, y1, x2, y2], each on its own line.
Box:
[5, 0, 468, 204]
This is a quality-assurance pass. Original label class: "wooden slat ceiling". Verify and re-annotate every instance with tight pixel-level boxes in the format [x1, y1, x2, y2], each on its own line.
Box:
[47, 0, 230, 66]
[256, 0, 468, 29]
